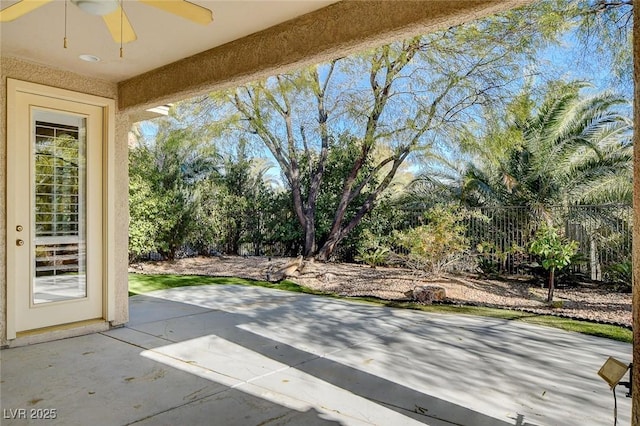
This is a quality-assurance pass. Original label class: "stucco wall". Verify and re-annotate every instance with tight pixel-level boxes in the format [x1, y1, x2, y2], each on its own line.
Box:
[113, 113, 131, 327]
[0, 57, 128, 345]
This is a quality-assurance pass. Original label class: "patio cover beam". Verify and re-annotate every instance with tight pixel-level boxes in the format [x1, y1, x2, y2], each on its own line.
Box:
[117, 0, 532, 112]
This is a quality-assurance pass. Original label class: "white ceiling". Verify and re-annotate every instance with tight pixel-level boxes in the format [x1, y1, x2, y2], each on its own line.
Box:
[0, 0, 338, 82]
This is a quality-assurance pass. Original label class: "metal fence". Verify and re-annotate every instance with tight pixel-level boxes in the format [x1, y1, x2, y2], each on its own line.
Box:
[203, 204, 633, 280]
[462, 204, 632, 278]
[465, 205, 532, 274]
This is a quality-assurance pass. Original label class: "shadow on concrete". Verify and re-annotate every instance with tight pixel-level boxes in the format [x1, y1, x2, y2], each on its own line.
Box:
[1, 330, 343, 426]
[6, 283, 624, 425]
[129, 290, 539, 425]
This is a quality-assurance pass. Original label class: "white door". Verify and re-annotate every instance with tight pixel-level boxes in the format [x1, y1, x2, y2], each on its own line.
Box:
[8, 89, 104, 334]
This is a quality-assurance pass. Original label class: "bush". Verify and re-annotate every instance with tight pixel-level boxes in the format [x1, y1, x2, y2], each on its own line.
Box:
[355, 230, 390, 268]
[475, 241, 525, 275]
[393, 205, 469, 275]
[604, 260, 632, 292]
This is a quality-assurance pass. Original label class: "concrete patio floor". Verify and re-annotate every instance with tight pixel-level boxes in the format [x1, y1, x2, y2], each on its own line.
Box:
[0, 285, 632, 425]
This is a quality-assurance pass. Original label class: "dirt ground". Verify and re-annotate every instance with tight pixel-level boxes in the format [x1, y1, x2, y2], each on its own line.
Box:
[130, 255, 632, 328]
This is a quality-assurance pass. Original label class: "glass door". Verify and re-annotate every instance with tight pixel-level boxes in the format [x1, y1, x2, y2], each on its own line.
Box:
[9, 90, 104, 334]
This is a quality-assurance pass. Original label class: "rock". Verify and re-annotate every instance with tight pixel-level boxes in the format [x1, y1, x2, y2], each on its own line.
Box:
[409, 286, 446, 304]
[316, 272, 337, 283]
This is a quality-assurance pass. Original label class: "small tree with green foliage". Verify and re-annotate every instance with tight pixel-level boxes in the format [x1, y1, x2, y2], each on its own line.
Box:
[529, 225, 579, 302]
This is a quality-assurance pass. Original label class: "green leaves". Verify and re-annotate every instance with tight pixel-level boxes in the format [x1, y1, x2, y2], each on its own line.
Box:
[460, 81, 632, 210]
[528, 225, 579, 271]
[393, 204, 469, 275]
[528, 224, 579, 302]
[130, 124, 220, 259]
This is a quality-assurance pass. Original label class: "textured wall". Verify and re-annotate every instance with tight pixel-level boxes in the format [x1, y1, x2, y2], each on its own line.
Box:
[0, 58, 125, 345]
[112, 113, 131, 326]
[119, 0, 533, 112]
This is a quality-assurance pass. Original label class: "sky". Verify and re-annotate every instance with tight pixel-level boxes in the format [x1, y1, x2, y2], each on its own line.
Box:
[536, 32, 632, 99]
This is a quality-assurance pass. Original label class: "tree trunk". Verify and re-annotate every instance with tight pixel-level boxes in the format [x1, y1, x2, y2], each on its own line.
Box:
[590, 237, 601, 281]
[547, 267, 555, 303]
[316, 236, 338, 261]
[315, 156, 408, 261]
[303, 214, 316, 258]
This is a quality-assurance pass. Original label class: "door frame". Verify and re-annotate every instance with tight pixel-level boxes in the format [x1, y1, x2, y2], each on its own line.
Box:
[6, 79, 116, 339]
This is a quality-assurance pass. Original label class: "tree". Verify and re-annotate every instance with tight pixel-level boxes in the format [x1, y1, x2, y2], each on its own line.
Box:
[216, 140, 275, 255]
[129, 158, 161, 261]
[571, 0, 634, 85]
[460, 81, 633, 216]
[192, 2, 567, 260]
[529, 225, 579, 302]
[129, 123, 219, 260]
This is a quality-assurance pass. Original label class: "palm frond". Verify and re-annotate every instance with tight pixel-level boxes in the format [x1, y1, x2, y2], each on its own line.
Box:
[458, 80, 632, 210]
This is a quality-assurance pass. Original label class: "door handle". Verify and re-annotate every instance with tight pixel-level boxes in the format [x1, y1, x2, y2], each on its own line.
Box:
[16, 239, 24, 247]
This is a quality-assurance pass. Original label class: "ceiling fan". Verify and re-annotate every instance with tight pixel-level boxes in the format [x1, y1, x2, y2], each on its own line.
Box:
[0, 0, 213, 44]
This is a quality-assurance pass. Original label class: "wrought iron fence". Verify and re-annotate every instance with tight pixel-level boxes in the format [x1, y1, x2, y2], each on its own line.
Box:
[461, 204, 632, 278]
[465, 205, 533, 274]
[562, 204, 632, 280]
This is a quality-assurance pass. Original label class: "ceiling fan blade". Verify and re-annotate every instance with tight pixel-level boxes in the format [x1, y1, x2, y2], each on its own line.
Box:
[102, 6, 137, 44]
[0, 0, 54, 22]
[138, 0, 213, 25]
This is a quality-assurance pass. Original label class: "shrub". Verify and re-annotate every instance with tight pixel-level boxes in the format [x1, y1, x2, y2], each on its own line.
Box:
[355, 230, 390, 268]
[475, 242, 526, 275]
[393, 205, 469, 276]
[604, 260, 632, 292]
[356, 246, 391, 268]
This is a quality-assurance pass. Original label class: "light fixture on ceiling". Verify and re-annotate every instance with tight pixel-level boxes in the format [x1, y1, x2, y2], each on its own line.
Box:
[66, 0, 127, 58]
[70, 0, 119, 16]
[79, 54, 101, 62]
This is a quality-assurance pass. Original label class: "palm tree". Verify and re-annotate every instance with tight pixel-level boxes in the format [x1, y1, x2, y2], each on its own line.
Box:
[403, 81, 632, 276]
[461, 81, 632, 216]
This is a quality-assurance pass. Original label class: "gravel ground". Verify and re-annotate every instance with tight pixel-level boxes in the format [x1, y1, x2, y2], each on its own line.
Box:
[131, 255, 632, 327]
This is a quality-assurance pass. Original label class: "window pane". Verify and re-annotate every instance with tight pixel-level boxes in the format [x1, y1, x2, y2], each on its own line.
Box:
[33, 114, 87, 304]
